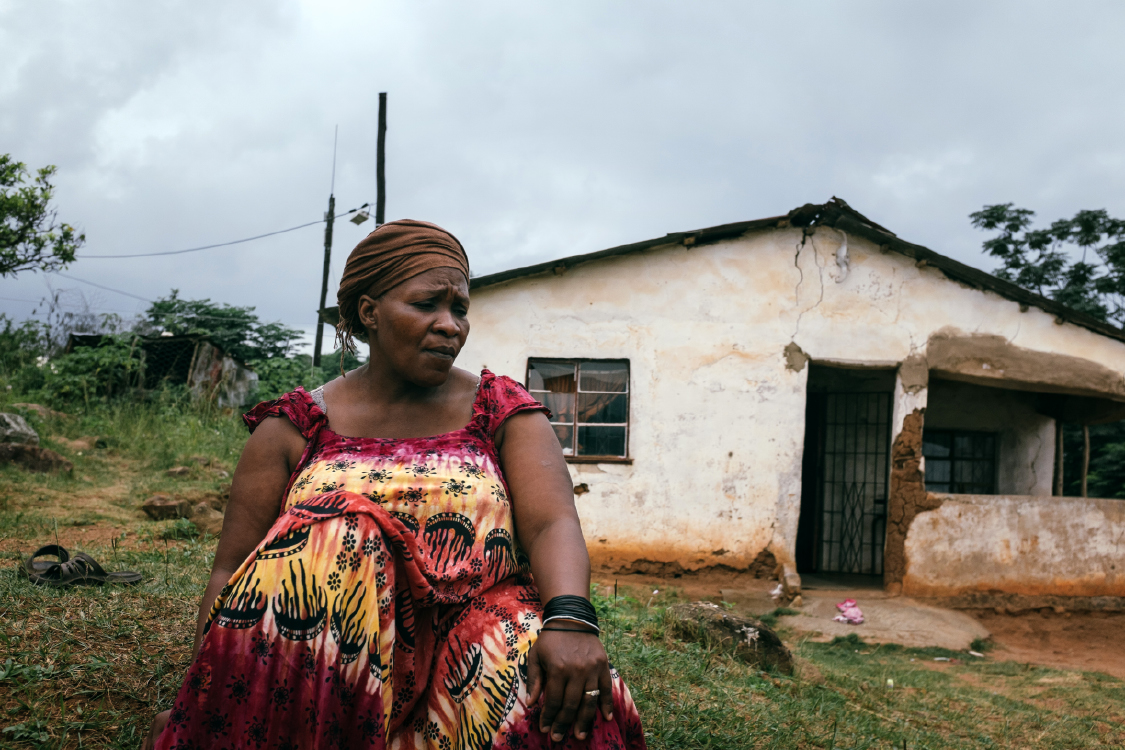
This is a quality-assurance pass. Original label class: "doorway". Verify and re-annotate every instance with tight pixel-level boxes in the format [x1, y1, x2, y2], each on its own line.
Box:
[796, 365, 894, 578]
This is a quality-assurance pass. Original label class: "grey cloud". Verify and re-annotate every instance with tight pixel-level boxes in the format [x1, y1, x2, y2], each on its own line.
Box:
[1, 1, 1123, 336]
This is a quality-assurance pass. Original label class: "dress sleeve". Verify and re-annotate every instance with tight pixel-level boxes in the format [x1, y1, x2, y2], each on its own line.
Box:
[480, 373, 551, 437]
[242, 387, 326, 439]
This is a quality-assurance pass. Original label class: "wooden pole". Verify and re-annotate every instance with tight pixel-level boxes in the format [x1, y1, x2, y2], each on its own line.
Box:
[1081, 424, 1090, 498]
[376, 92, 387, 225]
[313, 127, 339, 368]
[313, 192, 335, 367]
[1054, 421, 1064, 496]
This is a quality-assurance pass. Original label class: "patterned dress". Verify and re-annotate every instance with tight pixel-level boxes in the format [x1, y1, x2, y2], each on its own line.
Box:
[156, 370, 646, 749]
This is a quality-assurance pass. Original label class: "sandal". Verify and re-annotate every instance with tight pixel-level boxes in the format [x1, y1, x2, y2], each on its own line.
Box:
[19, 544, 70, 580]
[22, 548, 141, 587]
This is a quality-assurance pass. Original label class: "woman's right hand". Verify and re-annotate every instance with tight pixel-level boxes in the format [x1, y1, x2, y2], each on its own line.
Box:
[141, 710, 171, 750]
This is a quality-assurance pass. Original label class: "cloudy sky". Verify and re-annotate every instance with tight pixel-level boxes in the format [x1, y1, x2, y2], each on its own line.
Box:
[3, 1, 1124, 350]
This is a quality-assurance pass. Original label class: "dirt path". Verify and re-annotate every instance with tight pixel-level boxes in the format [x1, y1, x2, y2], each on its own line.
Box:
[970, 609, 1125, 679]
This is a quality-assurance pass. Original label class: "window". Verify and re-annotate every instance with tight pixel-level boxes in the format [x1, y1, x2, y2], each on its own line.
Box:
[527, 359, 629, 460]
[922, 430, 997, 494]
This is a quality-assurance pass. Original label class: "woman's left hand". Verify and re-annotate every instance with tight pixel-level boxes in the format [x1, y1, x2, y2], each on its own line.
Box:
[526, 629, 614, 742]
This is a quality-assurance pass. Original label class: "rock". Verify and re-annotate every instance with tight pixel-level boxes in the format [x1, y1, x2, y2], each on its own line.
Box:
[0, 413, 39, 445]
[11, 403, 67, 420]
[56, 436, 95, 452]
[204, 493, 227, 511]
[668, 601, 794, 674]
[142, 494, 191, 520]
[166, 466, 191, 477]
[211, 468, 230, 479]
[0, 443, 72, 473]
[190, 502, 225, 536]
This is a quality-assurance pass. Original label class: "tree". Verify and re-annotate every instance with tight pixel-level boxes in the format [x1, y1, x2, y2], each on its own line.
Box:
[143, 290, 303, 363]
[970, 204, 1125, 325]
[0, 154, 85, 276]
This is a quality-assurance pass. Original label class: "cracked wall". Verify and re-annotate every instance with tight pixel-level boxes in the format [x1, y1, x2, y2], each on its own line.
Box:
[458, 225, 1125, 573]
[903, 494, 1125, 597]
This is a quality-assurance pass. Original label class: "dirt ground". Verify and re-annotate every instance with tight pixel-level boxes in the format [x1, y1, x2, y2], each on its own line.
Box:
[597, 568, 1125, 680]
[970, 609, 1125, 679]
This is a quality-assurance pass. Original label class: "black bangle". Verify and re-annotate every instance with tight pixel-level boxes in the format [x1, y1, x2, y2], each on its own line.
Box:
[542, 595, 599, 633]
[540, 627, 599, 634]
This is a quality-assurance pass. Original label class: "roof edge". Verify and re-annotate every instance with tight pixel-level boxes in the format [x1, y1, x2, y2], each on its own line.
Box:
[470, 198, 1125, 345]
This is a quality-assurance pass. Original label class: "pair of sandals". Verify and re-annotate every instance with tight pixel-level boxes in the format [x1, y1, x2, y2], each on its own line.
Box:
[19, 544, 142, 587]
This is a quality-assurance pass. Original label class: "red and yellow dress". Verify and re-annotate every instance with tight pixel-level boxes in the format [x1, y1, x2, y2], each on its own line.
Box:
[157, 370, 646, 749]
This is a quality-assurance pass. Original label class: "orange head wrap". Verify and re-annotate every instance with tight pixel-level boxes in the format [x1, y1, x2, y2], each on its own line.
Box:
[335, 219, 470, 353]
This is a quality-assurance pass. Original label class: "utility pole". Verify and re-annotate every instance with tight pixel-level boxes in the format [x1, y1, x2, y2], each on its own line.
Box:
[313, 126, 338, 367]
[376, 92, 387, 225]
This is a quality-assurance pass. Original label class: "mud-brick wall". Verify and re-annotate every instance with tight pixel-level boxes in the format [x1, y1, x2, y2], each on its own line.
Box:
[902, 494, 1125, 597]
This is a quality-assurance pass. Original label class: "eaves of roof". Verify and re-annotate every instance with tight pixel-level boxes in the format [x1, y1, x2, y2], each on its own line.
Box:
[469, 197, 1125, 345]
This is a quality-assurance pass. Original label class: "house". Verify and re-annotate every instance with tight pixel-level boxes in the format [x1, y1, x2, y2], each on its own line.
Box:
[456, 198, 1125, 606]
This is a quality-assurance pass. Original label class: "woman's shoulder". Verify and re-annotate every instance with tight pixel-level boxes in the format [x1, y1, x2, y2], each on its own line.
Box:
[242, 387, 326, 439]
[473, 368, 549, 434]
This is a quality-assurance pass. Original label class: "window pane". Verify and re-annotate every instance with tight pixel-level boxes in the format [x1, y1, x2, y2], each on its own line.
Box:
[579, 362, 628, 392]
[953, 435, 974, 458]
[552, 424, 575, 456]
[577, 392, 627, 424]
[540, 391, 575, 424]
[578, 425, 626, 456]
[528, 361, 575, 393]
[923, 432, 951, 458]
[926, 459, 951, 483]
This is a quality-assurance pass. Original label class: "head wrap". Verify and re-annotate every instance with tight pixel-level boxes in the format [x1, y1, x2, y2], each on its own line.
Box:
[335, 219, 470, 352]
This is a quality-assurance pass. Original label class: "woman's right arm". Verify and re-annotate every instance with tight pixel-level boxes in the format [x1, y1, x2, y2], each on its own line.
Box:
[143, 416, 304, 750]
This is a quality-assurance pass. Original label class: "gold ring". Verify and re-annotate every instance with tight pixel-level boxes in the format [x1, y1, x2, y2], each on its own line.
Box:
[584, 689, 601, 698]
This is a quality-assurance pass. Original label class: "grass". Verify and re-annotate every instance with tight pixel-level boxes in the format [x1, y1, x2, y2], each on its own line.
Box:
[1, 392, 1124, 748]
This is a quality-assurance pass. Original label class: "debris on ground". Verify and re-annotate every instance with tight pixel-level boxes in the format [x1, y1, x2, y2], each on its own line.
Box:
[10, 402, 68, 419]
[54, 436, 97, 451]
[833, 598, 865, 625]
[166, 466, 192, 477]
[668, 601, 794, 674]
[0, 443, 72, 473]
[0, 412, 39, 445]
[142, 495, 192, 520]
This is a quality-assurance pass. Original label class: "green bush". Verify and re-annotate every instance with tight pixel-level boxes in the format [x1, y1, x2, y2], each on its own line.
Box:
[39, 334, 143, 406]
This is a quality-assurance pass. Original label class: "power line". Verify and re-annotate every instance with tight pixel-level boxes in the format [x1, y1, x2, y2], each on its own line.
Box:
[76, 202, 371, 259]
[51, 273, 153, 302]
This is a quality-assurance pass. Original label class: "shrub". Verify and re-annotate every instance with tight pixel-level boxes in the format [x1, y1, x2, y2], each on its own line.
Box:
[39, 334, 143, 405]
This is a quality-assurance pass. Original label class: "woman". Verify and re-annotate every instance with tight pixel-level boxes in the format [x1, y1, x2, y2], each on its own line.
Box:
[146, 220, 646, 749]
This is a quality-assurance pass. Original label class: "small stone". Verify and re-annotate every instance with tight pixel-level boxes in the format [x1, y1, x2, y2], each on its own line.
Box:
[190, 502, 225, 536]
[1052, 606, 1066, 615]
[668, 602, 793, 674]
[11, 403, 67, 420]
[142, 495, 191, 520]
[0, 413, 39, 445]
[211, 468, 230, 479]
[790, 595, 803, 608]
[166, 466, 191, 477]
[56, 436, 95, 452]
[0, 444, 71, 473]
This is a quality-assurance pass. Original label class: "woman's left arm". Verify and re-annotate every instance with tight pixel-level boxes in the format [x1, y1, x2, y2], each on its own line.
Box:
[498, 410, 614, 743]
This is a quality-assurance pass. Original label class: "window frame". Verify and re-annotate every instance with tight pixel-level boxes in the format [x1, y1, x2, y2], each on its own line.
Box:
[525, 357, 632, 464]
[922, 428, 999, 495]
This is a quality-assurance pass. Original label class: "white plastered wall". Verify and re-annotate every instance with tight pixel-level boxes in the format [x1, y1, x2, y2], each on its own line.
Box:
[457, 226, 1125, 571]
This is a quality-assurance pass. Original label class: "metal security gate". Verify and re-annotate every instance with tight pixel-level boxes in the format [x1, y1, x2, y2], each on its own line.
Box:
[817, 392, 891, 575]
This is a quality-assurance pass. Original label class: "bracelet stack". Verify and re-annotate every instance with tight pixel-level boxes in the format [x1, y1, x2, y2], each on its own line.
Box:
[541, 595, 600, 633]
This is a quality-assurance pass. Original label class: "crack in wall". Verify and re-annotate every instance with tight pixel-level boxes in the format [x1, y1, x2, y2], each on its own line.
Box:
[791, 230, 826, 340]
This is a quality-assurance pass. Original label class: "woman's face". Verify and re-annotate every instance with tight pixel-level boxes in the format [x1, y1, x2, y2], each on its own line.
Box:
[358, 266, 470, 387]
